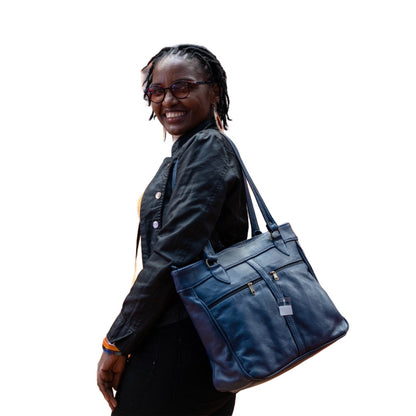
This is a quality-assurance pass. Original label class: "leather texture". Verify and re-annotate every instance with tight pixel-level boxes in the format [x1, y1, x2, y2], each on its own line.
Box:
[171, 135, 349, 393]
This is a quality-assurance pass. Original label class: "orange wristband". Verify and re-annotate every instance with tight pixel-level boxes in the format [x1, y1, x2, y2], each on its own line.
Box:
[102, 337, 123, 355]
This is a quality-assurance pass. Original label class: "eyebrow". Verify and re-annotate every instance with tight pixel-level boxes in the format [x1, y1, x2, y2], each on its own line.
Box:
[150, 78, 196, 87]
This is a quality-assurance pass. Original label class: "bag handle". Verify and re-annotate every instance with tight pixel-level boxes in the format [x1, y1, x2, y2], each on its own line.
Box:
[202, 135, 289, 283]
[221, 135, 289, 255]
[172, 157, 260, 238]
[173, 134, 289, 261]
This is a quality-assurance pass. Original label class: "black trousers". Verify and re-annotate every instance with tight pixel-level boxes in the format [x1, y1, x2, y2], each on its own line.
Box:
[112, 319, 235, 416]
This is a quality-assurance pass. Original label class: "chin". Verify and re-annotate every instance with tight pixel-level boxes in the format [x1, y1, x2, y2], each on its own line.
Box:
[166, 126, 187, 138]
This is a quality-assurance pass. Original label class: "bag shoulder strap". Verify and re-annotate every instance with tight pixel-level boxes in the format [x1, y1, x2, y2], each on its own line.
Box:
[171, 153, 260, 237]
[219, 134, 289, 256]
[221, 135, 279, 234]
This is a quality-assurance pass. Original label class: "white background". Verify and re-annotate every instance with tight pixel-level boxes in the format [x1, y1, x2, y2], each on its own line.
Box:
[1, 1, 415, 414]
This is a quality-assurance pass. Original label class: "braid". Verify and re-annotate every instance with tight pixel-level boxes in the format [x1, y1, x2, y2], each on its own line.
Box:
[142, 44, 231, 130]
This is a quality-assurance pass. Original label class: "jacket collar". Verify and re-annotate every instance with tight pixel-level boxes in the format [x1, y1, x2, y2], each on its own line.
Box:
[171, 119, 218, 158]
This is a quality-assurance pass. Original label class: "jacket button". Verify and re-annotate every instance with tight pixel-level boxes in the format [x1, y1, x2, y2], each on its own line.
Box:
[155, 191, 162, 199]
[152, 221, 159, 229]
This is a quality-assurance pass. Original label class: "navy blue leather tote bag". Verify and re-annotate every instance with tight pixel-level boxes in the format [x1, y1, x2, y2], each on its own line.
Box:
[171, 135, 349, 393]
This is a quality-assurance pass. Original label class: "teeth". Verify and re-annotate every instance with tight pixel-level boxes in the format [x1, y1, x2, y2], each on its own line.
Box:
[166, 111, 185, 119]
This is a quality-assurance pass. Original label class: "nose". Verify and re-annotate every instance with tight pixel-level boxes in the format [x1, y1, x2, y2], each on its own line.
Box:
[162, 88, 179, 106]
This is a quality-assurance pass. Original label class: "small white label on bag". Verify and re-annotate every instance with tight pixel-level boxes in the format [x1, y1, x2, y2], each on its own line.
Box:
[278, 298, 293, 316]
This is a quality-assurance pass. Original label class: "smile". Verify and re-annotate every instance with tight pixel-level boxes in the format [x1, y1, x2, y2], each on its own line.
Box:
[165, 111, 186, 120]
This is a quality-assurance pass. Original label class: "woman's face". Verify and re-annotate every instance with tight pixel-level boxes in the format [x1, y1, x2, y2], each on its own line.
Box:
[150, 55, 218, 140]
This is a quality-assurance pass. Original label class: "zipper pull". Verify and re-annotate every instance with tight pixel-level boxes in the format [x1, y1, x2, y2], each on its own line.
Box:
[247, 282, 256, 295]
[270, 270, 279, 281]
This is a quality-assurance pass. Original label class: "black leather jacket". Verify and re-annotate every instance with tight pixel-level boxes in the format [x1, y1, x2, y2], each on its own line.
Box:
[107, 119, 248, 354]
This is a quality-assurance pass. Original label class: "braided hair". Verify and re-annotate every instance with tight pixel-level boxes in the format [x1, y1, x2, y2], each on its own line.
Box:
[142, 44, 230, 130]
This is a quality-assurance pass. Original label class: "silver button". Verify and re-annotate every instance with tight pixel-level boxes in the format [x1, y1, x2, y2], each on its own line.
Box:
[155, 191, 162, 199]
[152, 221, 159, 229]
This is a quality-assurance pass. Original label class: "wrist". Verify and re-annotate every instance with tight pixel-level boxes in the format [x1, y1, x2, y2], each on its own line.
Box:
[102, 337, 124, 356]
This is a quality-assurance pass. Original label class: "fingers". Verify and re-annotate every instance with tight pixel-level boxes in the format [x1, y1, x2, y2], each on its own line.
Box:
[97, 353, 120, 411]
[97, 352, 128, 411]
[97, 367, 118, 411]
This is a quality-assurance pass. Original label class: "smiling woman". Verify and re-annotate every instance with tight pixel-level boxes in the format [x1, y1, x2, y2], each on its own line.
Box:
[96, 44, 248, 416]
[148, 55, 218, 140]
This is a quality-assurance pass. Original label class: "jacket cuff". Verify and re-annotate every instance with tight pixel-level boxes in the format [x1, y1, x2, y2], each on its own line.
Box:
[106, 314, 140, 355]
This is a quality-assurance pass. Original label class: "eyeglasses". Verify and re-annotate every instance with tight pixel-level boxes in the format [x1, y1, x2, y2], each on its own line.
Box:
[145, 80, 213, 103]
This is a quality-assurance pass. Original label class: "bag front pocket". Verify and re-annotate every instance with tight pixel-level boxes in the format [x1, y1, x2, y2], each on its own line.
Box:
[206, 265, 299, 379]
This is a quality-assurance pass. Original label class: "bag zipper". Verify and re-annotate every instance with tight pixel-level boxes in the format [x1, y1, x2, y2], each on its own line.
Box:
[248, 258, 307, 354]
[268, 260, 303, 281]
[207, 260, 303, 309]
[208, 277, 262, 308]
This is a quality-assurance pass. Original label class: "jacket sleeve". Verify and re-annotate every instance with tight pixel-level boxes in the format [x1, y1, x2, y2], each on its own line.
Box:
[106, 130, 240, 354]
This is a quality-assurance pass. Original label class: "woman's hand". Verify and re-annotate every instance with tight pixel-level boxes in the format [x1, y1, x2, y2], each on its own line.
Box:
[97, 351, 127, 411]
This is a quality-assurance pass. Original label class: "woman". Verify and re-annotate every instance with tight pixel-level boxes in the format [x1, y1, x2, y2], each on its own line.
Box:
[97, 44, 248, 416]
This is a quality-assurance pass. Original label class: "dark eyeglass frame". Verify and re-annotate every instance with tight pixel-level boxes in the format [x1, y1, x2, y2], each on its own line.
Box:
[145, 80, 213, 103]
